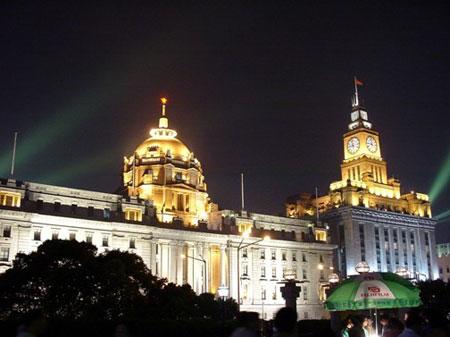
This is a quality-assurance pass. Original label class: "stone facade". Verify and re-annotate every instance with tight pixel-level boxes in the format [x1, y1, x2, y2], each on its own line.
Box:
[437, 243, 450, 282]
[0, 177, 335, 320]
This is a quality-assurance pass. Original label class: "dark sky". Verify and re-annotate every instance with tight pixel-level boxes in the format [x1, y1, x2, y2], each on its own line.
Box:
[1, 2, 449, 241]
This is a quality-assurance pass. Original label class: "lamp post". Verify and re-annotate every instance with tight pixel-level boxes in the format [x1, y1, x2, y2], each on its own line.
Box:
[181, 253, 207, 293]
[236, 231, 270, 311]
[355, 261, 371, 274]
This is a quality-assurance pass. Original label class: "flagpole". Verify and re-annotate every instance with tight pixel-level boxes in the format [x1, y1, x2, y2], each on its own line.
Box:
[354, 76, 359, 106]
[10, 131, 18, 177]
[240, 173, 245, 211]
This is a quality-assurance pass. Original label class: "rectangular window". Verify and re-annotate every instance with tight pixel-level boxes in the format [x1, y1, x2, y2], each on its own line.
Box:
[54, 202, 61, 212]
[319, 255, 324, 263]
[2, 225, 11, 238]
[261, 288, 266, 300]
[242, 263, 248, 276]
[242, 248, 248, 258]
[261, 266, 266, 278]
[86, 233, 93, 244]
[124, 208, 142, 222]
[129, 238, 136, 249]
[302, 253, 307, 262]
[359, 224, 366, 261]
[52, 232, 59, 240]
[260, 249, 265, 259]
[177, 193, 184, 211]
[33, 230, 41, 241]
[69, 232, 76, 241]
[0, 247, 9, 261]
[0, 191, 21, 207]
[103, 208, 111, 220]
[272, 266, 277, 278]
[88, 206, 94, 216]
[302, 269, 307, 280]
[281, 250, 287, 261]
[271, 249, 276, 260]
[292, 251, 297, 262]
[102, 235, 109, 247]
[303, 286, 308, 300]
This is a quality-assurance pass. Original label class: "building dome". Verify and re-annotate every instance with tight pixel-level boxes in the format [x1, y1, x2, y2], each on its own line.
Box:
[123, 98, 209, 226]
[135, 137, 192, 162]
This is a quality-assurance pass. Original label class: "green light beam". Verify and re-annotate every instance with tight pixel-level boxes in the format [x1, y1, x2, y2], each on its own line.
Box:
[429, 151, 450, 203]
[36, 153, 118, 186]
[435, 209, 450, 222]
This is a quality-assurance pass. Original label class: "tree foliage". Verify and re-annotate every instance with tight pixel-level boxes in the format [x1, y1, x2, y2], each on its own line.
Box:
[417, 279, 450, 315]
[0, 240, 237, 322]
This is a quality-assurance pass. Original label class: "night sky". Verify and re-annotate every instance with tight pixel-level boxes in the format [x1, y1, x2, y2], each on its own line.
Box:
[1, 2, 449, 241]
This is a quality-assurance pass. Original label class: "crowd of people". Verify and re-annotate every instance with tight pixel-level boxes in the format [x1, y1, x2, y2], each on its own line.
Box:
[340, 309, 449, 337]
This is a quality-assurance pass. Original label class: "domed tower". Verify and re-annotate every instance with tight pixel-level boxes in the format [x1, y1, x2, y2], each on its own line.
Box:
[123, 98, 209, 225]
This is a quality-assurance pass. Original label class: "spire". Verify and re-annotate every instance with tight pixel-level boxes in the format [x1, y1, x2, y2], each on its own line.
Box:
[159, 97, 169, 128]
[150, 97, 177, 138]
[349, 77, 372, 130]
[352, 76, 363, 108]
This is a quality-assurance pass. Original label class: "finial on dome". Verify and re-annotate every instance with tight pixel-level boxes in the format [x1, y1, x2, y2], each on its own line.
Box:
[159, 97, 169, 128]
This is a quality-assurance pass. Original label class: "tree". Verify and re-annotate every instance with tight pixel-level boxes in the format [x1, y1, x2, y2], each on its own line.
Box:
[0, 239, 162, 321]
[417, 279, 450, 315]
[0, 239, 238, 323]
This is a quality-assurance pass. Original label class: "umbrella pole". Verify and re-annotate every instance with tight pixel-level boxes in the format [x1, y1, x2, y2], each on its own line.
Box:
[375, 308, 378, 336]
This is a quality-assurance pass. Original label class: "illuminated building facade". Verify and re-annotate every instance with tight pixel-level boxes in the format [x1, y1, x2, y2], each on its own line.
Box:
[286, 86, 438, 279]
[0, 99, 335, 319]
[437, 243, 450, 282]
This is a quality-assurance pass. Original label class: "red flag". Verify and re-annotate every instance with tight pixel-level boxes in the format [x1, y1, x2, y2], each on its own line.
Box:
[355, 78, 363, 86]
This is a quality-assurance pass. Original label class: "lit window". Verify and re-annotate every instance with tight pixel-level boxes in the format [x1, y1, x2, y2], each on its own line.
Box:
[238, 222, 252, 234]
[124, 208, 142, 222]
[261, 288, 266, 300]
[0, 247, 9, 261]
[315, 229, 327, 241]
[0, 191, 21, 207]
[2, 225, 11, 238]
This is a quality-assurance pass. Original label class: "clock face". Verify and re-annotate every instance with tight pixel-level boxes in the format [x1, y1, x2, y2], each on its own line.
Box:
[366, 136, 377, 153]
[347, 137, 360, 154]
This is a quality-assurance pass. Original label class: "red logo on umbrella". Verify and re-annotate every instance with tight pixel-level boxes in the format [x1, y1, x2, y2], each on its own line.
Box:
[368, 286, 380, 293]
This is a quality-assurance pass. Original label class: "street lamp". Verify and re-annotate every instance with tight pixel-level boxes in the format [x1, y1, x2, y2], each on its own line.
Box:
[395, 267, 409, 278]
[236, 230, 270, 310]
[355, 261, 370, 274]
[181, 253, 207, 293]
[328, 273, 340, 284]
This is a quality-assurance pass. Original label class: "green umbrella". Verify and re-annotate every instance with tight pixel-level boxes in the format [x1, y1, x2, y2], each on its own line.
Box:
[325, 272, 421, 311]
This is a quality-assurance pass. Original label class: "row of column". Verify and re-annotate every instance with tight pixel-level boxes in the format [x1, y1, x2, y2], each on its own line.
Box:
[149, 240, 230, 294]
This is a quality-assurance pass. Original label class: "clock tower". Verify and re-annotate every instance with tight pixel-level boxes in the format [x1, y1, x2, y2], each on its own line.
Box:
[341, 85, 387, 184]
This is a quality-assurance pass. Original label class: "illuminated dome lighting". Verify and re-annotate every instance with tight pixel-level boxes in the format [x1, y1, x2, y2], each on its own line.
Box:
[355, 261, 370, 274]
[328, 273, 340, 284]
[395, 267, 409, 278]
